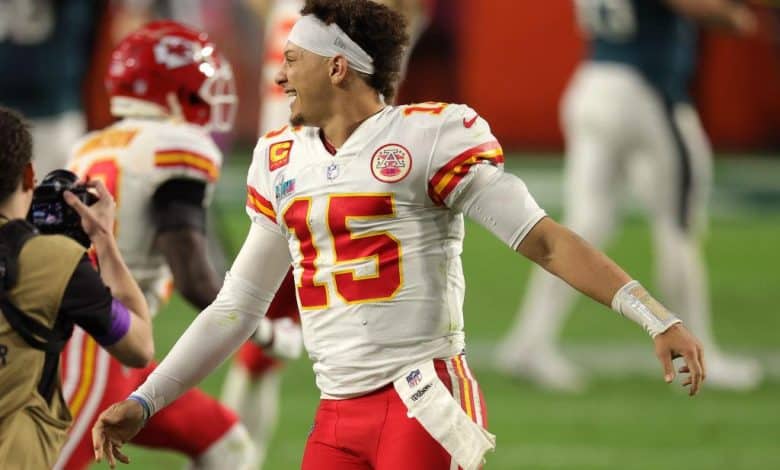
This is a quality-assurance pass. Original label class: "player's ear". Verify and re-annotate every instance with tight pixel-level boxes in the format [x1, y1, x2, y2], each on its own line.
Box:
[329, 55, 349, 85]
[22, 163, 36, 190]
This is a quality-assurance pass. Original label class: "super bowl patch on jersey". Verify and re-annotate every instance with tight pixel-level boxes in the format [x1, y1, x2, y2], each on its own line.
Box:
[274, 172, 295, 200]
[370, 144, 412, 183]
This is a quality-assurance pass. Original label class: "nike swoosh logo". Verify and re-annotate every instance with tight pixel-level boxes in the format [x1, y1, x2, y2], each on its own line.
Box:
[463, 115, 478, 128]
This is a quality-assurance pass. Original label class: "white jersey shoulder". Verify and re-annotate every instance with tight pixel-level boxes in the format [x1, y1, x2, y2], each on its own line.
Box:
[394, 102, 504, 206]
[246, 124, 302, 229]
[68, 119, 223, 316]
[69, 119, 222, 187]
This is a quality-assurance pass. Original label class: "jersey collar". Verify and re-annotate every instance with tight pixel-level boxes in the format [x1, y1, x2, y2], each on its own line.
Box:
[318, 106, 392, 158]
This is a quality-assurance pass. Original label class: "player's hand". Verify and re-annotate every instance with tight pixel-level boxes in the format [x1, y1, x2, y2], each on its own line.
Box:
[91, 399, 145, 468]
[653, 324, 706, 396]
[64, 179, 116, 241]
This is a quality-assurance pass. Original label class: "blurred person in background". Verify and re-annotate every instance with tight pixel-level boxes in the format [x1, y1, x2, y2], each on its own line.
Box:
[0, 0, 108, 177]
[91, 2, 705, 469]
[53, 21, 286, 470]
[495, 0, 762, 392]
[0, 106, 153, 468]
[218, 0, 434, 467]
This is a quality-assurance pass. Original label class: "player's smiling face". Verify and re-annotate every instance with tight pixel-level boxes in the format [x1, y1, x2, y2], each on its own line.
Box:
[276, 43, 332, 127]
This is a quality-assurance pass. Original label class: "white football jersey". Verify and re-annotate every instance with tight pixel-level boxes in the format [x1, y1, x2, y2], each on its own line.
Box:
[246, 103, 544, 397]
[68, 119, 222, 315]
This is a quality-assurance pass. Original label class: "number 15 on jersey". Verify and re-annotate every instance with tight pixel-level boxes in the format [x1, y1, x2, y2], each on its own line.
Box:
[282, 193, 403, 310]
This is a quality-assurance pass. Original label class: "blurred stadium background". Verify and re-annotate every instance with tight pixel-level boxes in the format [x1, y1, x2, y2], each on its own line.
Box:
[5, 0, 780, 468]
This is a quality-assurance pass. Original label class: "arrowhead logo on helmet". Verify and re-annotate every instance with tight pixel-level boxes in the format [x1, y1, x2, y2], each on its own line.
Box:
[153, 36, 198, 70]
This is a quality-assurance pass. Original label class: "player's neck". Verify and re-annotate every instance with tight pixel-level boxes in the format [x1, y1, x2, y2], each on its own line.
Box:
[0, 192, 28, 220]
[320, 92, 385, 149]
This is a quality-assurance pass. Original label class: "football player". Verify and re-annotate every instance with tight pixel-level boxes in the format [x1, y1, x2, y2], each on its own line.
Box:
[495, 0, 762, 392]
[55, 21, 297, 470]
[221, 0, 433, 466]
[93, 2, 705, 469]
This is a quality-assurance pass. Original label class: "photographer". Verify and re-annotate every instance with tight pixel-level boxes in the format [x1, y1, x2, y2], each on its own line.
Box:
[0, 106, 153, 468]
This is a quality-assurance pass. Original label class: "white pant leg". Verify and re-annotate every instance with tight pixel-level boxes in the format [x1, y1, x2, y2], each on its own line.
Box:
[188, 423, 258, 470]
[501, 64, 631, 351]
[628, 93, 716, 348]
[221, 366, 282, 470]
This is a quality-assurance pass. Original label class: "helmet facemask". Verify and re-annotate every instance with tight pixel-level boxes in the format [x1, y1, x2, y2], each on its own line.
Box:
[198, 57, 237, 133]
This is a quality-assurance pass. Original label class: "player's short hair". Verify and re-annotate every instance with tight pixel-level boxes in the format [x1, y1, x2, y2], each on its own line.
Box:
[0, 106, 33, 204]
[301, 0, 409, 100]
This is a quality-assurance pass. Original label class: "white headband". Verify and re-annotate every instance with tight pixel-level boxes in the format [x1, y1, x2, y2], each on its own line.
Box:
[287, 14, 375, 75]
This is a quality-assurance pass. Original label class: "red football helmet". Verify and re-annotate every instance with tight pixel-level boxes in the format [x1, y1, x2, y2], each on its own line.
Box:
[105, 20, 237, 132]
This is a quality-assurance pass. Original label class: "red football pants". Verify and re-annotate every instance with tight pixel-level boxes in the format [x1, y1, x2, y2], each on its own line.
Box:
[302, 354, 487, 470]
[58, 329, 238, 470]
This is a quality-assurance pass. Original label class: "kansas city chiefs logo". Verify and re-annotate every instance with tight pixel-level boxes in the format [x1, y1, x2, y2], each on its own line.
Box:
[370, 144, 412, 183]
[154, 36, 199, 69]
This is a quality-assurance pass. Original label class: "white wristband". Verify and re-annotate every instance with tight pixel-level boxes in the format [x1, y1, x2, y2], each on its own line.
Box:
[611, 280, 682, 338]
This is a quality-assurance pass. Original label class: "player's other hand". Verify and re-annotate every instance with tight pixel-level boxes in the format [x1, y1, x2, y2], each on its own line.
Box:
[64, 179, 116, 241]
[91, 399, 145, 468]
[653, 324, 706, 396]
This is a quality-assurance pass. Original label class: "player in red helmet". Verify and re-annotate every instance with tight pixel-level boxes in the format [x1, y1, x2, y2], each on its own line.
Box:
[104, 20, 237, 132]
[55, 20, 294, 469]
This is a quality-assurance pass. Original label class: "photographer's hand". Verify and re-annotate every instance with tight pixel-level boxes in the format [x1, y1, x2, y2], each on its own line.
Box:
[63, 180, 116, 241]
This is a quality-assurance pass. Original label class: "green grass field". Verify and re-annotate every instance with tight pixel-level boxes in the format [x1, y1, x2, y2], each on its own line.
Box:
[110, 156, 780, 469]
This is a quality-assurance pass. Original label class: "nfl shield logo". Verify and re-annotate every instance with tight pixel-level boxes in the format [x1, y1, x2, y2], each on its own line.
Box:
[406, 369, 422, 387]
[326, 162, 339, 181]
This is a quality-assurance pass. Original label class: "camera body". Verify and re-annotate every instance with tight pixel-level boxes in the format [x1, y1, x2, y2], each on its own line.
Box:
[27, 170, 97, 248]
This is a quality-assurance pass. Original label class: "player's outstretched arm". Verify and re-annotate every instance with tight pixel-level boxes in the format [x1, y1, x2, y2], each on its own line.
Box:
[91, 224, 292, 463]
[516, 217, 706, 395]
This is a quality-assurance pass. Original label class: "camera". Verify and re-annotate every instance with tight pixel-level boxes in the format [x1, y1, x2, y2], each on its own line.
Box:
[27, 170, 98, 248]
